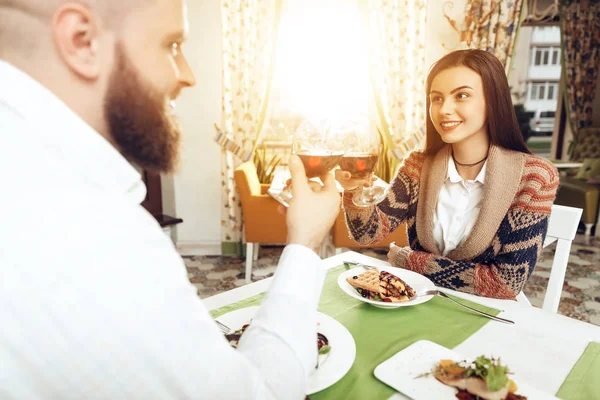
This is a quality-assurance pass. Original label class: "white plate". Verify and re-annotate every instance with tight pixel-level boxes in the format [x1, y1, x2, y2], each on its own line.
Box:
[338, 265, 435, 309]
[374, 340, 559, 400]
[217, 306, 356, 395]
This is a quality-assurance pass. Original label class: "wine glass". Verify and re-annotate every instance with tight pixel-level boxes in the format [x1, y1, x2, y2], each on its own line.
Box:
[271, 119, 345, 207]
[338, 124, 387, 207]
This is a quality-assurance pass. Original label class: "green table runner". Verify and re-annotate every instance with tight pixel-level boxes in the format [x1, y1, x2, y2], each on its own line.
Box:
[211, 265, 500, 399]
[556, 342, 600, 400]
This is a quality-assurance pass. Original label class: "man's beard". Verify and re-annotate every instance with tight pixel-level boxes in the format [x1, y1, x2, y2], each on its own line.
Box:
[104, 44, 181, 173]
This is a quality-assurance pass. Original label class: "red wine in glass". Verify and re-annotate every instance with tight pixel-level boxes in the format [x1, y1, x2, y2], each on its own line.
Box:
[297, 150, 345, 178]
[268, 119, 346, 208]
[339, 152, 379, 179]
[340, 125, 388, 207]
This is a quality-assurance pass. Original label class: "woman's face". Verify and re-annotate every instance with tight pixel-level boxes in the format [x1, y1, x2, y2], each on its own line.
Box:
[429, 66, 487, 146]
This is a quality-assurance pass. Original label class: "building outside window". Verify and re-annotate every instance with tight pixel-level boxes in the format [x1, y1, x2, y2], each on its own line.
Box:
[508, 25, 562, 155]
[510, 26, 562, 116]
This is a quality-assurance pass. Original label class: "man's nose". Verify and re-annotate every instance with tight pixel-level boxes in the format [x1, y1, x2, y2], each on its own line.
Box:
[178, 55, 196, 88]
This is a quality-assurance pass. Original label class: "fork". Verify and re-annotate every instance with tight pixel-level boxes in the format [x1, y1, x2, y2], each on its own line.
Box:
[216, 320, 231, 334]
[424, 290, 514, 325]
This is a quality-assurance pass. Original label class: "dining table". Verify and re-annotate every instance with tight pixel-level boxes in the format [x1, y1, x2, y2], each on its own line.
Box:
[205, 250, 600, 400]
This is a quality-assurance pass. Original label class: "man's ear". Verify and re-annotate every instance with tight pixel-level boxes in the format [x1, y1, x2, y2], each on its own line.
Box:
[52, 3, 102, 80]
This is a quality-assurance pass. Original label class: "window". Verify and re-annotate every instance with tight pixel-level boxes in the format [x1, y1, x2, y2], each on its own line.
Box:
[547, 84, 555, 100]
[530, 84, 539, 100]
[528, 81, 559, 101]
[552, 49, 560, 65]
[262, 0, 369, 142]
[534, 50, 542, 65]
[531, 46, 561, 66]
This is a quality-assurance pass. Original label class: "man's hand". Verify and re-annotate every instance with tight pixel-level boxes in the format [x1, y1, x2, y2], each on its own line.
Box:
[285, 155, 341, 254]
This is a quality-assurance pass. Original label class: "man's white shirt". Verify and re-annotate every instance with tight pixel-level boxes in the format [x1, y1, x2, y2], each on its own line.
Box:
[0, 60, 325, 400]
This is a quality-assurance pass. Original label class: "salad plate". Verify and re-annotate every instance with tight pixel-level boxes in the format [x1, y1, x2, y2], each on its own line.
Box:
[374, 340, 558, 399]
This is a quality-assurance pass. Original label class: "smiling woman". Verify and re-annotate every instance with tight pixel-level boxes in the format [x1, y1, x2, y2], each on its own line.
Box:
[341, 49, 560, 301]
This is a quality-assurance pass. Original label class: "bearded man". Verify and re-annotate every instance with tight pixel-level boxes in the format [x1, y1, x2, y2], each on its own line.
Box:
[0, 1, 341, 399]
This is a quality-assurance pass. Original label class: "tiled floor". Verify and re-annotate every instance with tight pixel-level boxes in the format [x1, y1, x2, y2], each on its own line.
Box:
[524, 235, 600, 325]
[183, 234, 600, 326]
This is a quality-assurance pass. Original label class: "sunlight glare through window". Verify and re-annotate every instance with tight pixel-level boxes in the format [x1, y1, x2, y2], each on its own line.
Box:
[269, 0, 369, 126]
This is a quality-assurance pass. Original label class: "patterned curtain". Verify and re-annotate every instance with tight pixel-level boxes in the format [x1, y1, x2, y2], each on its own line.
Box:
[445, 0, 524, 72]
[220, 0, 282, 255]
[363, 0, 428, 159]
[559, 0, 600, 159]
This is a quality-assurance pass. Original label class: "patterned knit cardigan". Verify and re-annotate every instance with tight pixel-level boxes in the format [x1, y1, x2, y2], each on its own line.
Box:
[343, 144, 559, 300]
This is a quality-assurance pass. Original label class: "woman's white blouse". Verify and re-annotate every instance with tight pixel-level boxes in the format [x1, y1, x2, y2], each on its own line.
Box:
[433, 156, 487, 256]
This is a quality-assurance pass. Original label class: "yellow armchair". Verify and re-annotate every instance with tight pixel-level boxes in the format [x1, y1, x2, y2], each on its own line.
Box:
[234, 161, 288, 282]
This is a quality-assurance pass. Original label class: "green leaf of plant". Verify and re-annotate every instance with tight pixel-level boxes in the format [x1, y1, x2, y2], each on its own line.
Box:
[318, 345, 331, 355]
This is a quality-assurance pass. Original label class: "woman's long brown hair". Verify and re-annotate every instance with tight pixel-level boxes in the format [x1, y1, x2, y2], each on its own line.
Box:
[424, 49, 531, 155]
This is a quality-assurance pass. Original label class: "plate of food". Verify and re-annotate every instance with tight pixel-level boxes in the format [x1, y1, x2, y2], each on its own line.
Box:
[217, 306, 356, 395]
[337, 262, 436, 308]
[374, 340, 558, 400]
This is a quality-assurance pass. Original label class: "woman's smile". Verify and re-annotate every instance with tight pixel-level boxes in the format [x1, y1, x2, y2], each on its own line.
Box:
[439, 120, 462, 131]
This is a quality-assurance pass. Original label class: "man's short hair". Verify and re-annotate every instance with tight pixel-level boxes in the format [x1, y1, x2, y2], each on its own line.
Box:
[0, 0, 148, 56]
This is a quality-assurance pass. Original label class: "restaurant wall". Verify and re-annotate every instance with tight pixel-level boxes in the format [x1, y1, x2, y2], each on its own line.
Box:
[425, 0, 469, 70]
[168, 0, 223, 255]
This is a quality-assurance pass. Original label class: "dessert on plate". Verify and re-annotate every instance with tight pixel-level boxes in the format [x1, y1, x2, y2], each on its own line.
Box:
[346, 268, 416, 302]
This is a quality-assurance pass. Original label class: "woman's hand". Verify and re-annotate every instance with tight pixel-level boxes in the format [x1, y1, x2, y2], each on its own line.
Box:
[334, 169, 375, 191]
[387, 242, 412, 269]
[387, 242, 401, 266]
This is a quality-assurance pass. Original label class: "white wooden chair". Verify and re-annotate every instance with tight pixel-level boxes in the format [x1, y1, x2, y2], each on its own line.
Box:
[517, 205, 583, 313]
